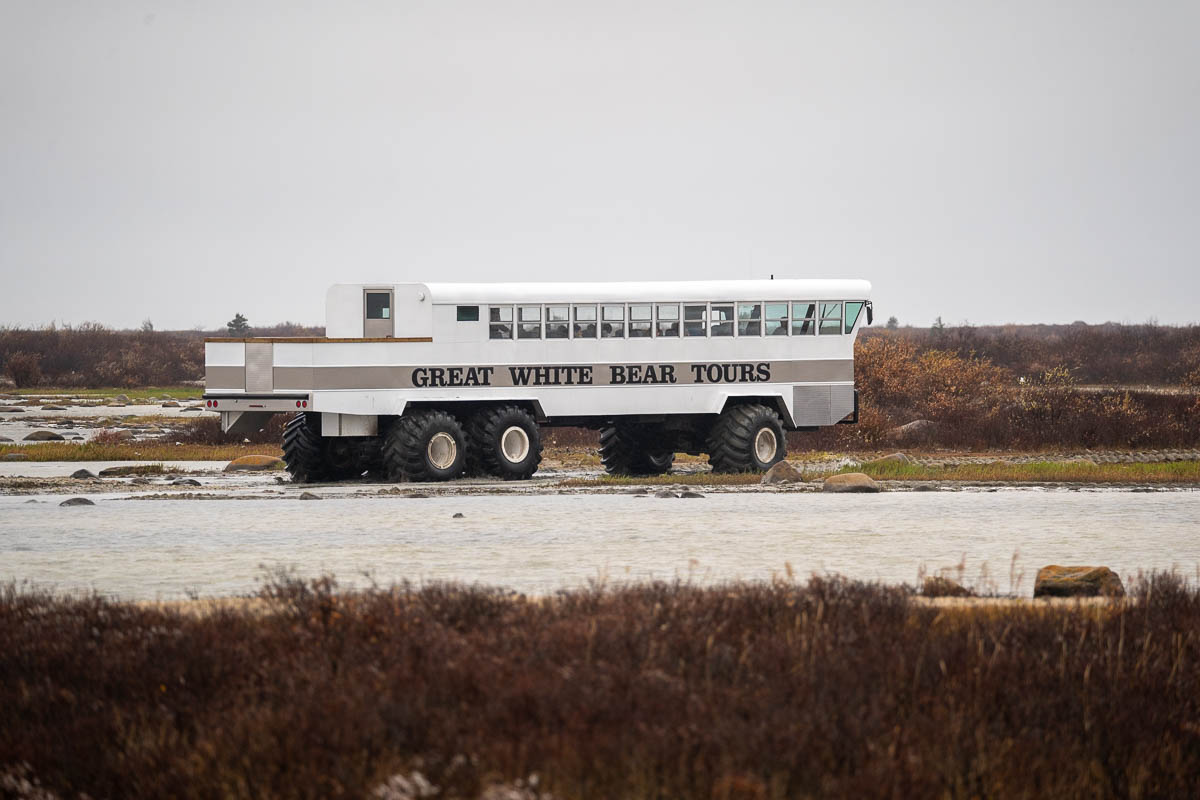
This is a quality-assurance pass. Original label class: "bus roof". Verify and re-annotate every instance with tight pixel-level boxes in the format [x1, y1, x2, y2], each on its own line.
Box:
[350, 279, 871, 304]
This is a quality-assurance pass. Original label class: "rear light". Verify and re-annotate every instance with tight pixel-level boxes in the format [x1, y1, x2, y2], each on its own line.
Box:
[296, 401, 302, 408]
[212, 400, 218, 408]
[302, 400, 308, 408]
[205, 400, 212, 408]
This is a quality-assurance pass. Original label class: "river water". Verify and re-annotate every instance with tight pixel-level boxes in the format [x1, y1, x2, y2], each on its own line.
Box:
[2, 490, 1198, 600]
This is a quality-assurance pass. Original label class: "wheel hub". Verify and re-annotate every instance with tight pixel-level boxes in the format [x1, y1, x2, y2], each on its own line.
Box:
[427, 432, 458, 470]
[754, 427, 777, 463]
[500, 426, 530, 463]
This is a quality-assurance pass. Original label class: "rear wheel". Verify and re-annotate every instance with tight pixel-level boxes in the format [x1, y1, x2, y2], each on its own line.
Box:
[382, 410, 468, 482]
[599, 424, 676, 476]
[466, 405, 543, 480]
[282, 412, 328, 483]
[706, 404, 786, 473]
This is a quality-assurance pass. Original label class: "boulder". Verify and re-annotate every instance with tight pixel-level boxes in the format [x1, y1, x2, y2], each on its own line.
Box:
[112, 394, 130, 404]
[678, 490, 705, 498]
[171, 478, 202, 487]
[3, 453, 29, 461]
[298, 491, 321, 500]
[921, 576, 974, 598]
[41, 405, 68, 411]
[0, 406, 25, 413]
[105, 430, 134, 442]
[224, 455, 286, 472]
[98, 465, 160, 477]
[24, 430, 66, 441]
[0, 436, 11, 442]
[161, 401, 181, 408]
[179, 406, 202, 413]
[823, 472, 881, 493]
[887, 419, 938, 443]
[71, 469, 98, 479]
[1034, 566, 1125, 598]
[60, 497, 95, 507]
[451, 511, 464, 518]
[653, 489, 677, 498]
[760, 461, 804, 484]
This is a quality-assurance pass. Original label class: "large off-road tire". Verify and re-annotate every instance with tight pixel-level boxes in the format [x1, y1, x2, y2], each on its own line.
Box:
[382, 410, 468, 482]
[599, 424, 676, 476]
[282, 412, 328, 483]
[706, 403, 786, 473]
[465, 405, 543, 480]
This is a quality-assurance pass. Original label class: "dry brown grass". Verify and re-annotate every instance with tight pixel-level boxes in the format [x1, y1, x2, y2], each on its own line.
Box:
[0, 442, 282, 462]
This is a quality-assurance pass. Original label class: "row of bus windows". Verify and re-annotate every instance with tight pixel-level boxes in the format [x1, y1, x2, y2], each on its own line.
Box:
[474, 302, 866, 340]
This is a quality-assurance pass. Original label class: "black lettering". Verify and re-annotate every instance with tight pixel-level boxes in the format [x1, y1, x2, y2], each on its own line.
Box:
[707, 364, 723, 383]
[429, 367, 446, 387]
[756, 362, 770, 381]
[412, 368, 428, 388]
[738, 363, 753, 383]
[478, 367, 495, 386]
[629, 365, 644, 383]
[662, 365, 677, 384]
[691, 364, 706, 383]
[579, 366, 593, 384]
[463, 367, 479, 387]
[509, 366, 534, 385]
[610, 365, 626, 384]
[447, 367, 463, 386]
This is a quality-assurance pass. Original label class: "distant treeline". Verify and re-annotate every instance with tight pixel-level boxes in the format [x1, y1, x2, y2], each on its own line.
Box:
[0, 323, 322, 388]
[865, 322, 1200, 386]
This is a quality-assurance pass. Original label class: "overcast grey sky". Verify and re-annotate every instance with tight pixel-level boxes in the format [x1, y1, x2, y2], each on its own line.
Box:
[2, 0, 1197, 329]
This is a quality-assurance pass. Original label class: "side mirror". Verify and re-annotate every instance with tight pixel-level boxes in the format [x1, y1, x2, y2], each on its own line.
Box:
[866, 301, 874, 326]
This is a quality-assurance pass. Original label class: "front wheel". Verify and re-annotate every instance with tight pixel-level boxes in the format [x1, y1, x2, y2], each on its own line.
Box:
[466, 405, 543, 480]
[706, 404, 786, 473]
[382, 411, 468, 482]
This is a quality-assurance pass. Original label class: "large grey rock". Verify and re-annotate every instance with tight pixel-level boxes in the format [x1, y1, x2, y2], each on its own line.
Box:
[298, 491, 322, 500]
[678, 490, 705, 498]
[171, 478, 202, 487]
[24, 430, 66, 441]
[112, 394, 130, 404]
[71, 469, 98, 479]
[41, 405, 68, 411]
[0, 406, 25, 413]
[1034, 566, 1125, 598]
[761, 461, 804, 484]
[60, 497, 95, 507]
[161, 401, 181, 408]
[822, 472, 881, 493]
[0, 436, 11, 442]
[887, 419, 938, 443]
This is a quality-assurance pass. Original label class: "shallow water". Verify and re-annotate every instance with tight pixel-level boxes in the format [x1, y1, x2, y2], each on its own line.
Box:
[2, 491, 1198, 600]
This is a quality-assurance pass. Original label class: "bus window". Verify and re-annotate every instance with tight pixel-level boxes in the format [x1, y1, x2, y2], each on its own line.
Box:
[546, 305, 569, 339]
[764, 303, 788, 336]
[844, 302, 865, 333]
[574, 305, 598, 338]
[518, 306, 542, 339]
[601, 304, 625, 338]
[457, 306, 480, 322]
[819, 303, 842, 335]
[792, 302, 816, 335]
[629, 305, 652, 338]
[738, 303, 761, 336]
[489, 306, 514, 339]
[711, 304, 734, 336]
[656, 304, 680, 337]
[684, 304, 707, 337]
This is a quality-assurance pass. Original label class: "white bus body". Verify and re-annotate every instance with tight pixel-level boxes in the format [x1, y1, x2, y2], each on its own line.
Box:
[204, 279, 872, 481]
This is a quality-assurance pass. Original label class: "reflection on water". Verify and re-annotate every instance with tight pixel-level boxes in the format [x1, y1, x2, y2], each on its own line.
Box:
[1, 491, 1198, 600]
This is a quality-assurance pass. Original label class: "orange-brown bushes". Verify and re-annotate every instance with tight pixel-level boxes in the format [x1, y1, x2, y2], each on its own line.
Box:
[1, 573, 1197, 798]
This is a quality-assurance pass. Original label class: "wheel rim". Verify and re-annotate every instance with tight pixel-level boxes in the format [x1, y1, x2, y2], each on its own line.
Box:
[754, 427, 778, 463]
[427, 432, 458, 470]
[500, 425, 530, 464]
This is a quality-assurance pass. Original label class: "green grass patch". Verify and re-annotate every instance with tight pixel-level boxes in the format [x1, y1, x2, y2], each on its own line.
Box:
[7, 385, 202, 401]
[0, 442, 281, 462]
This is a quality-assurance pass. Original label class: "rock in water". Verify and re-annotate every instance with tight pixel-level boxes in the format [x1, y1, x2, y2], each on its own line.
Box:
[451, 512, 464, 518]
[172, 478, 202, 487]
[298, 491, 321, 500]
[60, 497, 95, 507]
[760, 461, 804, 484]
[1034, 566, 1125, 598]
[678, 490, 705, 498]
[71, 469, 98, 479]
[24, 430, 66, 441]
[224, 455, 287, 472]
[822, 473, 881, 493]
[653, 489, 677, 498]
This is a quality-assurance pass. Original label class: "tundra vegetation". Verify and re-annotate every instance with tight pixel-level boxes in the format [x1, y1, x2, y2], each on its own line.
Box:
[1, 572, 1197, 798]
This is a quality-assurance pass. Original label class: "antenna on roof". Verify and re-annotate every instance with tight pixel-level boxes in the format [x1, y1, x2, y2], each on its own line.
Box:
[770, 274, 774, 280]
